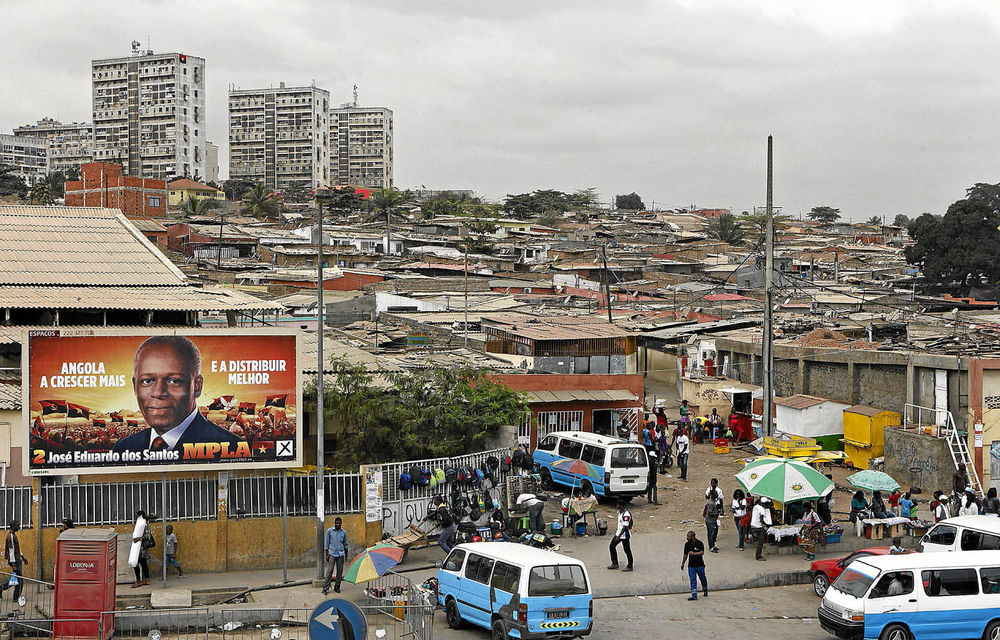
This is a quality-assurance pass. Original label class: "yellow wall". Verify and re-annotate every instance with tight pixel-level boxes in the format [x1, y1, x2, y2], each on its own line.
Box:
[168, 188, 224, 206]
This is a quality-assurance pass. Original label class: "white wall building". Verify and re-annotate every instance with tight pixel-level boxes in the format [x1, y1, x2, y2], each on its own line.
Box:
[92, 48, 206, 180]
[12, 118, 93, 174]
[330, 104, 393, 189]
[0, 134, 47, 186]
[229, 83, 329, 191]
[205, 141, 219, 183]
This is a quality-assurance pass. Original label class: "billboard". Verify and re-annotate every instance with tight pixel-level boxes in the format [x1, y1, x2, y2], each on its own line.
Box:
[24, 329, 302, 475]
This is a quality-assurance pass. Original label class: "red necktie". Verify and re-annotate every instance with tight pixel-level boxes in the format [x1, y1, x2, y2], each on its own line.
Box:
[151, 437, 168, 451]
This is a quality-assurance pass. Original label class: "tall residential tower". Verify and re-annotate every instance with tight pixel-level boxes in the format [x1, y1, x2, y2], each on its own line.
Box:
[91, 46, 206, 180]
[13, 118, 93, 174]
[228, 83, 330, 190]
[329, 104, 393, 189]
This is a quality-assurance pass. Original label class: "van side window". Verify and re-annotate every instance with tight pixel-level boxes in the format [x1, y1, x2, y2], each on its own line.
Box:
[581, 444, 605, 466]
[536, 436, 557, 452]
[869, 571, 913, 598]
[927, 524, 956, 546]
[443, 549, 466, 572]
[980, 567, 1000, 594]
[962, 530, 1000, 551]
[921, 569, 979, 597]
[465, 553, 494, 584]
[558, 439, 583, 459]
[491, 561, 521, 594]
[610, 446, 647, 468]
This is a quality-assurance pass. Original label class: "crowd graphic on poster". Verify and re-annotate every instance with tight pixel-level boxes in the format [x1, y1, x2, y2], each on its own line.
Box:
[26, 331, 300, 473]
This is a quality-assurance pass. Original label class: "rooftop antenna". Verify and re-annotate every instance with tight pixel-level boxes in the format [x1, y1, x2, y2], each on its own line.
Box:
[146, 35, 152, 55]
[353, 84, 358, 107]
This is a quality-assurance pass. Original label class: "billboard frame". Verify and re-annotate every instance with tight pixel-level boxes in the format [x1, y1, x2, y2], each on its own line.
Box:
[22, 327, 304, 476]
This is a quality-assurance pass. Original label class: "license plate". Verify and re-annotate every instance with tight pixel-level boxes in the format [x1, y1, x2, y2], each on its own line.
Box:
[623, 478, 635, 483]
[547, 610, 569, 619]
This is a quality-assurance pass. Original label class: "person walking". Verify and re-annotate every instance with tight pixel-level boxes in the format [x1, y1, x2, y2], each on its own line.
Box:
[1, 520, 27, 606]
[984, 488, 1000, 516]
[750, 497, 772, 561]
[705, 479, 724, 512]
[681, 530, 708, 601]
[732, 489, 748, 550]
[517, 493, 545, 533]
[646, 449, 659, 504]
[322, 517, 349, 595]
[129, 511, 151, 588]
[676, 429, 690, 481]
[164, 525, 186, 579]
[657, 426, 670, 473]
[425, 496, 457, 553]
[607, 501, 634, 572]
[704, 495, 721, 553]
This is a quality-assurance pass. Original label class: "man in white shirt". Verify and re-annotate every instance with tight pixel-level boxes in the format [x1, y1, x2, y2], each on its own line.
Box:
[607, 501, 634, 571]
[750, 497, 773, 561]
[705, 478, 724, 513]
[517, 493, 545, 533]
[676, 431, 690, 481]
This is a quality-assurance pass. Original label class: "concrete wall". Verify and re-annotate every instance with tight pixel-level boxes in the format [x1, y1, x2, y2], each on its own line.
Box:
[883, 427, 953, 494]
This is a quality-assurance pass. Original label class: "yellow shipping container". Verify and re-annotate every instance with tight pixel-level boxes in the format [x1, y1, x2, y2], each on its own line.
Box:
[842, 405, 901, 469]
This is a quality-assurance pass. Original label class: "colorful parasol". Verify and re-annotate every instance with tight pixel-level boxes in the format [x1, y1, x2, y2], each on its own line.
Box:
[735, 457, 834, 504]
[344, 543, 405, 584]
[551, 458, 602, 479]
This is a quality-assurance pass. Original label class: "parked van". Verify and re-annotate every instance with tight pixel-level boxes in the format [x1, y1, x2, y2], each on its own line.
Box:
[818, 549, 1000, 640]
[532, 432, 648, 499]
[437, 541, 593, 639]
[918, 514, 1000, 553]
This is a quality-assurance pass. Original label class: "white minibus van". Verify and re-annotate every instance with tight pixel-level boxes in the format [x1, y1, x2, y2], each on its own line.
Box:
[918, 514, 1000, 553]
[533, 432, 648, 499]
[818, 550, 1000, 640]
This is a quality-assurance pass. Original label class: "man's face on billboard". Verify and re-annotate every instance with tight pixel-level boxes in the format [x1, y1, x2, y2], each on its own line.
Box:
[133, 344, 203, 433]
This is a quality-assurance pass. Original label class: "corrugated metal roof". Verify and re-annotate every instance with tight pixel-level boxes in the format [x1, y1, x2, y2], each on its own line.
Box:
[0, 206, 186, 286]
[128, 218, 168, 233]
[0, 285, 281, 311]
[774, 394, 827, 410]
[0, 382, 19, 410]
[484, 316, 635, 341]
[526, 389, 638, 403]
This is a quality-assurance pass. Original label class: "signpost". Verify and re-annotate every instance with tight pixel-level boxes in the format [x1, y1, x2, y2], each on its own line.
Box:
[308, 599, 368, 640]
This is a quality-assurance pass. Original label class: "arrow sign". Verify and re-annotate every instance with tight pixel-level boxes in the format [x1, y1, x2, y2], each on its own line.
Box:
[308, 599, 368, 640]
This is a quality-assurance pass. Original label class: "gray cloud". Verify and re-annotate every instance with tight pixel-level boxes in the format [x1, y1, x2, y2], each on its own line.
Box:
[3, 0, 999, 218]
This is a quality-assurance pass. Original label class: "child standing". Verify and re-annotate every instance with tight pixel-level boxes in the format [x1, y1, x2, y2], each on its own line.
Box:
[164, 525, 186, 579]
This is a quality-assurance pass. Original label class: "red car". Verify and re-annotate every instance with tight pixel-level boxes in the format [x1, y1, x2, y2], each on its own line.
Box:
[810, 547, 893, 597]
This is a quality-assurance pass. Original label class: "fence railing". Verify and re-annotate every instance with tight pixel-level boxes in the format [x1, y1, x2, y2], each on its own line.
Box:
[42, 478, 216, 526]
[380, 447, 511, 503]
[0, 486, 32, 528]
[0, 569, 53, 622]
[227, 472, 363, 518]
[101, 607, 209, 640]
[2, 618, 95, 640]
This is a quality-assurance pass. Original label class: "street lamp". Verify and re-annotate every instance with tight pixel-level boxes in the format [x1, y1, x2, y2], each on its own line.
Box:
[312, 185, 331, 579]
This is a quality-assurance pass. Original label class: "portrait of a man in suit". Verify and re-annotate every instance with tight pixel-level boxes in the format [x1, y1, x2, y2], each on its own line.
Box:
[113, 336, 244, 455]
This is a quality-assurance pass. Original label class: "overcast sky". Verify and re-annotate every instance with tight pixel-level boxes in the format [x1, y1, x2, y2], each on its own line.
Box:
[4, 0, 1000, 219]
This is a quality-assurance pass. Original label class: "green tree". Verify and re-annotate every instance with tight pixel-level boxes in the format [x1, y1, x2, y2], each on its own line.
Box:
[240, 184, 281, 218]
[502, 190, 574, 219]
[571, 187, 600, 209]
[904, 183, 1000, 289]
[615, 192, 645, 211]
[420, 191, 478, 219]
[309, 360, 528, 469]
[892, 214, 909, 227]
[281, 180, 312, 204]
[366, 187, 409, 223]
[29, 181, 54, 204]
[223, 178, 257, 201]
[866, 215, 882, 225]
[40, 170, 67, 199]
[0, 165, 28, 198]
[64, 167, 80, 182]
[182, 194, 213, 216]
[739, 210, 791, 235]
[705, 214, 745, 245]
[319, 186, 367, 221]
[807, 205, 841, 223]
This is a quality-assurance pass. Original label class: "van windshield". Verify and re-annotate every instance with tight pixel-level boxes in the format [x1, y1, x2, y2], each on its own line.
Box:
[610, 447, 647, 468]
[527, 564, 589, 596]
[831, 568, 876, 598]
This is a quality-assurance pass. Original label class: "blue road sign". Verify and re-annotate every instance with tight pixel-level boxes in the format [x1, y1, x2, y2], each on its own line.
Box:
[308, 598, 368, 640]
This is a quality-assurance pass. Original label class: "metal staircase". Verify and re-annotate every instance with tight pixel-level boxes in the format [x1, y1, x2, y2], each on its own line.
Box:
[942, 412, 984, 498]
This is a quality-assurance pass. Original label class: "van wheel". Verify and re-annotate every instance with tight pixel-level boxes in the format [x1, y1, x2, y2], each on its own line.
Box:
[540, 469, 555, 491]
[812, 573, 829, 597]
[491, 618, 510, 640]
[880, 623, 910, 640]
[984, 620, 1000, 640]
[445, 598, 463, 629]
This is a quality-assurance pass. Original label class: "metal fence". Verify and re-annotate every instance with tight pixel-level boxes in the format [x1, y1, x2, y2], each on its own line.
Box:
[0, 486, 32, 528]
[0, 570, 53, 623]
[41, 478, 217, 526]
[1, 618, 95, 640]
[102, 607, 210, 640]
[227, 472, 363, 518]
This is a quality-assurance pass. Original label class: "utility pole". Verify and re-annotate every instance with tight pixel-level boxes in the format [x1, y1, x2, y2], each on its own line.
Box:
[464, 239, 469, 348]
[600, 240, 613, 323]
[312, 189, 329, 580]
[762, 135, 775, 438]
[216, 211, 225, 271]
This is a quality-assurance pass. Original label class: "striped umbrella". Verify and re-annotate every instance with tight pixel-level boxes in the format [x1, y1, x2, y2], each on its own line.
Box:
[343, 543, 405, 585]
[552, 458, 602, 479]
[735, 458, 834, 503]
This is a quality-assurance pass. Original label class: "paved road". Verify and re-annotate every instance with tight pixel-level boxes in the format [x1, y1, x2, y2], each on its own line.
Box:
[432, 585, 829, 640]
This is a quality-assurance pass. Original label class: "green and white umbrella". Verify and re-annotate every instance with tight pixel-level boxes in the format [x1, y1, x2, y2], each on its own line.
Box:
[735, 458, 834, 504]
[846, 470, 900, 492]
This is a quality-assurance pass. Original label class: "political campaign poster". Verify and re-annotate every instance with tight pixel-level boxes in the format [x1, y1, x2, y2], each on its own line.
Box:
[23, 328, 302, 475]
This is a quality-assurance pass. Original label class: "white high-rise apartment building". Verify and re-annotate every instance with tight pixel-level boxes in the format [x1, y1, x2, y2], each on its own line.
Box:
[228, 83, 330, 191]
[329, 104, 393, 189]
[12, 118, 93, 174]
[92, 47, 206, 181]
[0, 134, 47, 186]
